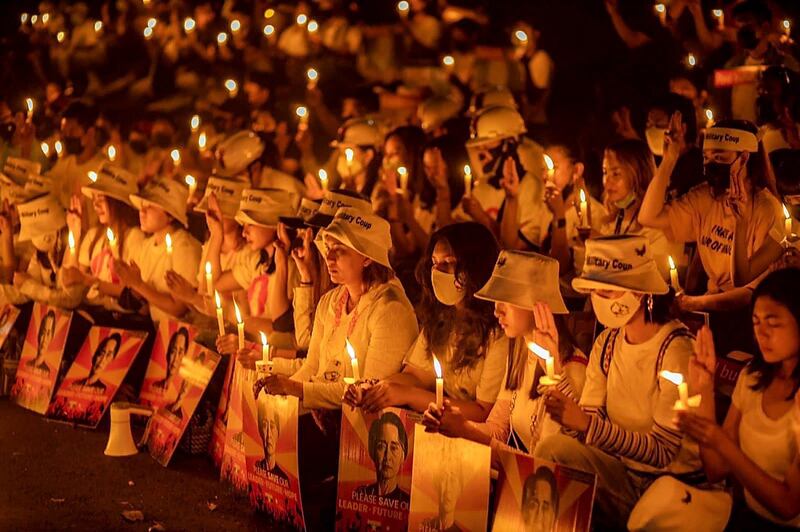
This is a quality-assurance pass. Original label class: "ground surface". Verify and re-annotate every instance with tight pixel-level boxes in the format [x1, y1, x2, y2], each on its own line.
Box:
[0, 398, 273, 531]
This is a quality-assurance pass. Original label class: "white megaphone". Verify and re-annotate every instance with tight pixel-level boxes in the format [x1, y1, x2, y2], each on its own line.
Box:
[104, 402, 154, 457]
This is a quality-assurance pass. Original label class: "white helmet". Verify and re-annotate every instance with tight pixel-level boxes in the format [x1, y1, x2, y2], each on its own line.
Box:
[216, 130, 264, 177]
[468, 87, 517, 115]
[466, 105, 526, 148]
[417, 96, 461, 132]
[330, 117, 383, 148]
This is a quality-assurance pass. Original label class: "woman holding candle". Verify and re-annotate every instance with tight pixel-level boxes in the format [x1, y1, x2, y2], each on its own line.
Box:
[345, 222, 507, 420]
[535, 235, 713, 530]
[677, 268, 800, 529]
[421, 249, 587, 455]
[59, 163, 144, 312]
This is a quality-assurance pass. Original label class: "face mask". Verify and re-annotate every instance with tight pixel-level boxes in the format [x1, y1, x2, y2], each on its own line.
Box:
[704, 161, 733, 195]
[431, 269, 465, 306]
[336, 153, 365, 178]
[129, 139, 148, 154]
[614, 192, 637, 209]
[31, 233, 57, 252]
[645, 127, 666, 156]
[152, 133, 172, 149]
[63, 136, 83, 155]
[591, 291, 641, 329]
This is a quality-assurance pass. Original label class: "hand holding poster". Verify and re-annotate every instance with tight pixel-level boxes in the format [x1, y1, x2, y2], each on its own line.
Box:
[147, 343, 221, 466]
[139, 320, 198, 410]
[336, 407, 418, 531]
[46, 326, 148, 427]
[408, 427, 491, 532]
[492, 450, 596, 532]
[11, 303, 72, 414]
[245, 389, 305, 530]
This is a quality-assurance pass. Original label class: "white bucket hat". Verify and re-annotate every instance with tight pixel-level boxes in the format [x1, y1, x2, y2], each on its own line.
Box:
[130, 179, 190, 227]
[81, 163, 138, 205]
[318, 207, 393, 269]
[279, 198, 321, 229]
[466, 105, 526, 148]
[475, 250, 568, 314]
[3, 156, 41, 186]
[702, 127, 759, 153]
[306, 190, 372, 228]
[234, 188, 296, 228]
[572, 235, 668, 295]
[215, 130, 264, 178]
[17, 194, 66, 241]
[194, 177, 247, 218]
[330, 117, 384, 148]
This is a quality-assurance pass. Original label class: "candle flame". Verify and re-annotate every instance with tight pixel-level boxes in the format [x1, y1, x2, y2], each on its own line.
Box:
[346, 339, 356, 361]
[659, 370, 684, 386]
[296, 14, 308, 25]
[41, 142, 49, 157]
[217, 32, 228, 44]
[107, 145, 116, 161]
[579, 189, 587, 202]
[432, 354, 443, 379]
[784, 203, 791, 219]
[198, 132, 207, 150]
[25, 98, 33, 113]
[442, 55, 455, 67]
[514, 30, 528, 43]
[185, 174, 196, 187]
[543, 154, 554, 172]
[57, 31, 66, 42]
[106, 227, 115, 244]
[296, 106, 308, 119]
[87, 171, 98, 182]
[712, 9, 723, 18]
[205, 261, 212, 275]
[230, 19, 241, 32]
[397, 166, 408, 176]
[147, 18, 157, 29]
[190, 115, 200, 130]
[68, 230, 76, 250]
[21, 13, 28, 24]
[165, 232, 173, 252]
[214, 289, 222, 309]
[687, 53, 696, 67]
[183, 17, 196, 32]
[307, 68, 318, 81]
[94, 21, 103, 32]
[260, 331, 268, 347]
[264, 8, 275, 19]
[234, 299, 242, 323]
[655, 3, 666, 14]
[345, 148, 354, 162]
[54, 140, 63, 155]
[668, 255, 676, 270]
[170, 149, 180, 164]
[527, 342, 551, 361]
[224, 79, 237, 93]
[318, 168, 328, 182]
[463, 164, 471, 176]
[263, 24, 275, 36]
[705, 108, 713, 122]
[397, 0, 410, 13]
[308, 20, 319, 32]
[42, 13, 50, 24]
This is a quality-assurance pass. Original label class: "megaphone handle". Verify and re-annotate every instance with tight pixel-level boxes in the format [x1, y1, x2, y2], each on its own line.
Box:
[137, 416, 155, 449]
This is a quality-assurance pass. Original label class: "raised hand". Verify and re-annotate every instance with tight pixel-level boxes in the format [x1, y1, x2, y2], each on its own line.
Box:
[664, 111, 686, 162]
[532, 302, 561, 372]
[66, 195, 83, 242]
[291, 228, 317, 283]
[688, 325, 717, 394]
[205, 193, 224, 236]
[500, 157, 520, 198]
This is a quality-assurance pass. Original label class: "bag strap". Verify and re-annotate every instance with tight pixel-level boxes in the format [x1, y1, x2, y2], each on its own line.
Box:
[655, 327, 695, 390]
[600, 328, 621, 378]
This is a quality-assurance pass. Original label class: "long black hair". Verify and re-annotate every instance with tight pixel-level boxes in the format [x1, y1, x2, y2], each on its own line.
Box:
[416, 222, 500, 372]
[748, 268, 800, 398]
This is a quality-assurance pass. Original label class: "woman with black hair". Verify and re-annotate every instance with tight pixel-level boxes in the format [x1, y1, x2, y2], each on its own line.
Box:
[347, 222, 506, 421]
[678, 268, 800, 529]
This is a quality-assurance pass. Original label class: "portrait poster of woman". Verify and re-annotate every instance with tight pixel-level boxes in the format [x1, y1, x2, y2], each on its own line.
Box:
[220, 362, 248, 492]
[46, 326, 148, 427]
[408, 426, 491, 532]
[209, 358, 235, 469]
[492, 449, 597, 532]
[147, 344, 221, 466]
[336, 407, 419, 531]
[10, 303, 72, 414]
[139, 319, 198, 410]
[244, 391, 305, 531]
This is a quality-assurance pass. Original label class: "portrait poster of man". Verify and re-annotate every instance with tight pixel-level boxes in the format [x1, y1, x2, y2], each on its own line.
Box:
[336, 407, 418, 531]
[492, 450, 596, 532]
[46, 326, 148, 427]
[408, 427, 491, 532]
[147, 344, 221, 466]
[139, 319, 197, 409]
[220, 361, 248, 492]
[209, 357, 234, 469]
[244, 390, 305, 531]
[10, 303, 72, 414]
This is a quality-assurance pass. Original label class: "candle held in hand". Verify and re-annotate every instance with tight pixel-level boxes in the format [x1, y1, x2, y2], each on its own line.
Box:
[660, 370, 690, 409]
[165, 232, 173, 271]
[463, 165, 472, 197]
[528, 341, 560, 386]
[318, 169, 329, 190]
[579, 189, 588, 227]
[784, 204, 794, 240]
[346, 339, 360, 381]
[214, 290, 225, 336]
[398, 166, 409, 195]
[668, 256, 681, 293]
[68, 230, 76, 259]
[205, 261, 213, 295]
[234, 300, 245, 350]
[433, 354, 443, 409]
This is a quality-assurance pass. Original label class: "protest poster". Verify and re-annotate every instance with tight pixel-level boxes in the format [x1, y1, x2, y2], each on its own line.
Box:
[0, 304, 22, 395]
[46, 326, 148, 427]
[408, 427, 491, 532]
[336, 407, 418, 531]
[10, 303, 72, 414]
[146, 343, 221, 466]
[493, 449, 596, 532]
[139, 319, 198, 409]
[0, 304, 20, 347]
[220, 362, 248, 491]
[209, 357, 234, 468]
[245, 388, 305, 530]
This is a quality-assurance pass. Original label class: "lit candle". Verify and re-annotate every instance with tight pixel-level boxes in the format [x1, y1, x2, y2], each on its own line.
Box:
[68, 230, 76, 260]
[87, 171, 98, 183]
[783, 19, 792, 37]
[31, 15, 38, 25]
[668, 256, 682, 293]
[25, 98, 33, 122]
[57, 31, 66, 43]
[42, 13, 50, 25]
[257, 331, 273, 375]
[296, 105, 309, 125]
[654, 3, 667, 26]
[217, 32, 228, 45]
[433, 354, 444, 409]
[398, 166, 409, 196]
[21, 13, 28, 25]
[318, 169, 329, 190]
[198, 132, 207, 152]
[263, 24, 275, 37]
[784, 204, 794, 240]
[543, 154, 554, 179]
[442, 55, 455, 68]
[528, 342, 560, 386]
[463, 164, 472, 197]
[165, 232, 173, 271]
[147, 18, 157, 29]
[234, 300, 245, 350]
[204, 261, 213, 295]
[307, 20, 319, 33]
[41, 142, 49, 158]
[264, 8, 275, 19]
[107, 145, 117, 161]
[190, 115, 200, 132]
[344, 148, 354, 175]
[94, 21, 103, 33]
[306, 68, 319, 89]
[579, 189, 588, 227]
[183, 17, 196, 34]
[514, 30, 529, 45]
[345, 339, 360, 381]
[712, 9, 724, 30]
[214, 290, 225, 336]
[185, 174, 197, 201]
[705, 108, 714, 129]
[296, 14, 308, 26]
[230, 19, 241, 33]
[143, 26, 153, 39]
[106, 227, 117, 253]
[224, 79, 237, 97]
[170, 148, 181, 165]
[660, 370, 690, 410]
[397, 0, 410, 18]
[260, 331, 270, 361]
[686, 53, 696, 68]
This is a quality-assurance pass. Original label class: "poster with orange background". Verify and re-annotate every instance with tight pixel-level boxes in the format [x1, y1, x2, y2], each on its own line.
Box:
[139, 319, 198, 410]
[0, 303, 20, 348]
[46, 326, 148, 427]
[209, 358, 234, 468]
[220, 362, 248, 492]
[408, 427, 491, 532]
[336, 407, 418, 531]
[11, 303, 72, 414]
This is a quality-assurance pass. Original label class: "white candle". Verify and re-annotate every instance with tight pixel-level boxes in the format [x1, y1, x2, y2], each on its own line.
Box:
[654, 3, 667, 26]
[318, 169, 329, 191]
[204, 261, 213, 295]
[198, 132, 207, 152]
[398, 166, 409, 196]
[705, 108, 714, 129]
[165, 232, 173, 271]
[433, 354, 443, 409]
[397, 0, 410, 18]
[660, 370, 690, 409]
[214, 290, 225, 336]
[668, 256, 682, 293]
[346, 339, 360, 381]
[528, 341, 560, 386]
[296, 106, 309, 125]
[25, 98, 34, 122]
[579, 189, 588, 227]
[170, 148, 181, 166]
[463, 165, 472, 197]
[306, 68, 319, 89]
[784, 204, 794, 239]
[185, 174, 197, 201]
[543, 154, 554, 180]
[107, 145, 116, 161]
[190, 115, 200, 132]
[712, 9, 724, 30]
[235, 300, 245, 350]
[68, 230, 76, 260]
[345, 148, 354, 176]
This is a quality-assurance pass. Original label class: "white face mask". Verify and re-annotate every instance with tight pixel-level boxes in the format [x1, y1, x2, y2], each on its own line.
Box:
[336, 153, 365, 179]
[31, 232, 57, 252]
[645, 127, 666, 156]
[591, 291, 641, 329]
[431, 269, 465, 306]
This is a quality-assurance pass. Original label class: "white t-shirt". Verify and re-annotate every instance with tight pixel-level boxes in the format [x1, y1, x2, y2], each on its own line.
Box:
[733, 369, 800, 526]
[79, 225, 146, 310]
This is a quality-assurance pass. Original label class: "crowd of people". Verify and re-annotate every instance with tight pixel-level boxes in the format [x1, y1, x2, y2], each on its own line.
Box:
[1, 0, 800, 530]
